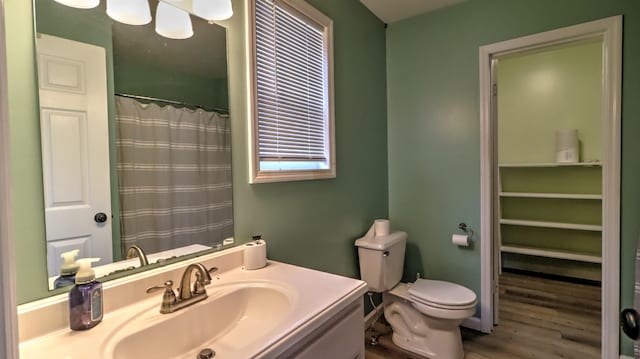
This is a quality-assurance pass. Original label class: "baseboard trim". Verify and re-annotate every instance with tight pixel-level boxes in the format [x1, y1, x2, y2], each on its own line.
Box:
[364, 303, 384, 328]
[462, 316, 483, 332]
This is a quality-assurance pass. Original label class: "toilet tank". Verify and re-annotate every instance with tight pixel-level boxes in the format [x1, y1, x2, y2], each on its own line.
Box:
[355, 231, 407, 293]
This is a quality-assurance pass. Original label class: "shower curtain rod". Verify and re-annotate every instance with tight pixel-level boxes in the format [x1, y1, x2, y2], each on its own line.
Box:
[115, 93, 229, 115]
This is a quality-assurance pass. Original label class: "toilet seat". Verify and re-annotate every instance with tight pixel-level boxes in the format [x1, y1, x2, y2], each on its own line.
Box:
[411, 296, 476, 311]
[408, 279, 477, 310]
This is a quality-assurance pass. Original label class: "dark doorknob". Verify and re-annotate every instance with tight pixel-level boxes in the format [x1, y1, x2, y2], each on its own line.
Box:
[94, 212, 108, 223]
[621, 308, 640, 340]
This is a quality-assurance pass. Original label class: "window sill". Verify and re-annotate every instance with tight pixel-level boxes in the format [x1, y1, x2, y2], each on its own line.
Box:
[251, 168, 336, 184]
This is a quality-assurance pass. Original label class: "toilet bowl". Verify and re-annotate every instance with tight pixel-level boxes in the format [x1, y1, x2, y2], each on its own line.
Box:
[355, 230, 477, 359]
[383, 281, 476, 359]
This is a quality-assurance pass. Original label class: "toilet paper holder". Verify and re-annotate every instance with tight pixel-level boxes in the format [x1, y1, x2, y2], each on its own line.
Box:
[458, 223, 474, 239]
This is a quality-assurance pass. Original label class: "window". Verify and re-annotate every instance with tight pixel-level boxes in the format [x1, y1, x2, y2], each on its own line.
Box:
[249, 0, 334, 183]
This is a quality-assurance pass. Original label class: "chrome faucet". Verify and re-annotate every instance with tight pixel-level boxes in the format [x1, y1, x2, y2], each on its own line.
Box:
[179, 263, 212, 300]
[126, 245, 149, 267]
[146, 263, 218, 314]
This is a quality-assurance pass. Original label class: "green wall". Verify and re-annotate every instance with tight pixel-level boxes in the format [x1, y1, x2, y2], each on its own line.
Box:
[114, 58, 228, 111]
[230, 0, 389, 276]
[5, 0, 47, 303]
[386, 0, 640, 355]
[497, 40, 603, 164]
[6, 0, 388, 304]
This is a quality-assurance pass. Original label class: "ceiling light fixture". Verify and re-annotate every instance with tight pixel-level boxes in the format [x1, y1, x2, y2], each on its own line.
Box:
[52, 0, 234, 40]
[155, 2, 194, 40]
[193, 0, 234, 21]
[106, 0, 152, 26]
[53, 0, 99, 9]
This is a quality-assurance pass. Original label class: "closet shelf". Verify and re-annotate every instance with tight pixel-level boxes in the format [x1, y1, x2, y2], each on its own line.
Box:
[498, 162, 601, 168]
[501, 245, 602, 264]
[499, 192, 602, 200]
[500, 219, 602, 231]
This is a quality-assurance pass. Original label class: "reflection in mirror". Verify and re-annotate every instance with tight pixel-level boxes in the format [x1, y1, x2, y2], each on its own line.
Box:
[34, 0, 233, 290]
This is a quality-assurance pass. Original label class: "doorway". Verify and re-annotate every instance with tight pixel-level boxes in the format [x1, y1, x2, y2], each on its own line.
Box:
[478, 16, 621, 359]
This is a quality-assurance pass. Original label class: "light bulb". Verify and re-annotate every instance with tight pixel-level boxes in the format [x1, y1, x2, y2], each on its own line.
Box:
[106, 0, 152, 26]
[193, 0, 233, 21]
[155, 2, 194, 40]
[53, 0, 99, 9]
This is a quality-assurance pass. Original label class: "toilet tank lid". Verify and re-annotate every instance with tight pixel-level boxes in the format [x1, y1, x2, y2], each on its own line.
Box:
[355, 231, 407, 250]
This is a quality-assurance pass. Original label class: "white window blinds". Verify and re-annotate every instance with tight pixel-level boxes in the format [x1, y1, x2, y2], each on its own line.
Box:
[255, 0, 329, 163]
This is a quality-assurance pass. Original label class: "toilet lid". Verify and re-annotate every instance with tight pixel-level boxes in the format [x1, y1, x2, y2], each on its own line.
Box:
[408, 279, 477, 307]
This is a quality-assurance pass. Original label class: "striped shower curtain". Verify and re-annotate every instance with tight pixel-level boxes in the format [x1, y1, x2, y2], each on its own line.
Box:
[116, 96, 233, 254]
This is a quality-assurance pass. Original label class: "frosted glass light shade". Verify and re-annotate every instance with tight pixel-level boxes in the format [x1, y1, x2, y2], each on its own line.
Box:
[106, 0, 152, 26]
[155, 2, 194, 40]
[193, 0, 234, 21]
[53, 0, 99, 9]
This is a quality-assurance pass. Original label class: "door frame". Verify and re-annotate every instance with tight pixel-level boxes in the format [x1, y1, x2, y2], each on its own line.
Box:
[0, 0, 19, 358]
[478, 15, 622, 358]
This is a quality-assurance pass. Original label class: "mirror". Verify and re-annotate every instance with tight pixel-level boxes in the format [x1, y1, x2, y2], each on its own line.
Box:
[34, 0, 233, 290]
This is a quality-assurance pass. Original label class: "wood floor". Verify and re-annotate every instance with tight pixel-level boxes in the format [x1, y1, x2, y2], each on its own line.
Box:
[364, 271, 601, 359]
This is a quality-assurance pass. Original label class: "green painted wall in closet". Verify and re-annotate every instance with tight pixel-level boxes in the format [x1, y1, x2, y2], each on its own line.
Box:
[497, 40, 603, 164]
[6, 0, 388, 304]
[386, 0, 640, 355]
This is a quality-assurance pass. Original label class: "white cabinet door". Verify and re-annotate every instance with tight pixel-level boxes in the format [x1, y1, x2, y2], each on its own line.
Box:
[36, 34, 112, 277]
[280, 302, 364, 359]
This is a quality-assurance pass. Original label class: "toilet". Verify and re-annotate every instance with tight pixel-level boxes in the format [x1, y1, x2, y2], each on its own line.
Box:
[355, 231, 477, 359]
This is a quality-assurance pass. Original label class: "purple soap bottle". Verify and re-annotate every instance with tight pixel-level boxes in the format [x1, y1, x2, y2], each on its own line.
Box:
[69, 258, 103, 331]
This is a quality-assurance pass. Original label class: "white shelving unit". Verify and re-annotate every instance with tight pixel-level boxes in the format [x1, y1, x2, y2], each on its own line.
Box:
[498, 162, 601, 168]
[499, 219, 602, 232]
[498, 162, 603, 275]
[500, 245, 602, 264]
[500, 192, 602, 200]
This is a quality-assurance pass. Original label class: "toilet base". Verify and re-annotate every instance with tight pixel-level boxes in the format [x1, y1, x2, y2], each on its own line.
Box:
[390, 328, 464, 359]
[383, 283, 471, 359]
[391, 332, 434, 358]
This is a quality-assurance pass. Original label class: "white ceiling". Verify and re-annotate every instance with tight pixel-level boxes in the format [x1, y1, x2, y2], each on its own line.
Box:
[360, 0, 466, 24]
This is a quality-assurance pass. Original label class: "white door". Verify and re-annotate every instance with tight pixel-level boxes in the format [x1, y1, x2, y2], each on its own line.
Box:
[36, 34, 112, 278]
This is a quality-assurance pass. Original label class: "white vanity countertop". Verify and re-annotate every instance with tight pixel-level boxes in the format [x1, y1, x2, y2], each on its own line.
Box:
[19, 247, 367, 359]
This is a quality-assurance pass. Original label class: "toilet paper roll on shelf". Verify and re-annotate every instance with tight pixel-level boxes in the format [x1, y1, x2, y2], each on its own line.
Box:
[244, 239, 267, 270]
[556, 129, 579, 163]
[452, 234, 470, 247]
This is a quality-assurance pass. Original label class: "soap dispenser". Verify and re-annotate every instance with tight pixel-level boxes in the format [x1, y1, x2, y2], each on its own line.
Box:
[69, 258, 103, 331]
[54, 249, 80, 289]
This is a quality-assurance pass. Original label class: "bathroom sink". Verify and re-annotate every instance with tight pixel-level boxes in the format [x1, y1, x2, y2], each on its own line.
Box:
[20, 251, 367, 359]
[106, 282, 294, 359]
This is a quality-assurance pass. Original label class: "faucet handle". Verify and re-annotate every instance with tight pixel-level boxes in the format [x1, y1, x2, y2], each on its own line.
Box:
[146, 280, 174, 294]
[146, 280, 177, 314]
[193, 268, 217, 295]
[194, 272, 206, 294]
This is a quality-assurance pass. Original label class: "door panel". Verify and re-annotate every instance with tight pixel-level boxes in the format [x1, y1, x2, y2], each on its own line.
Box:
[37, 34, 112, 279]
[42, 110, 86, 205]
